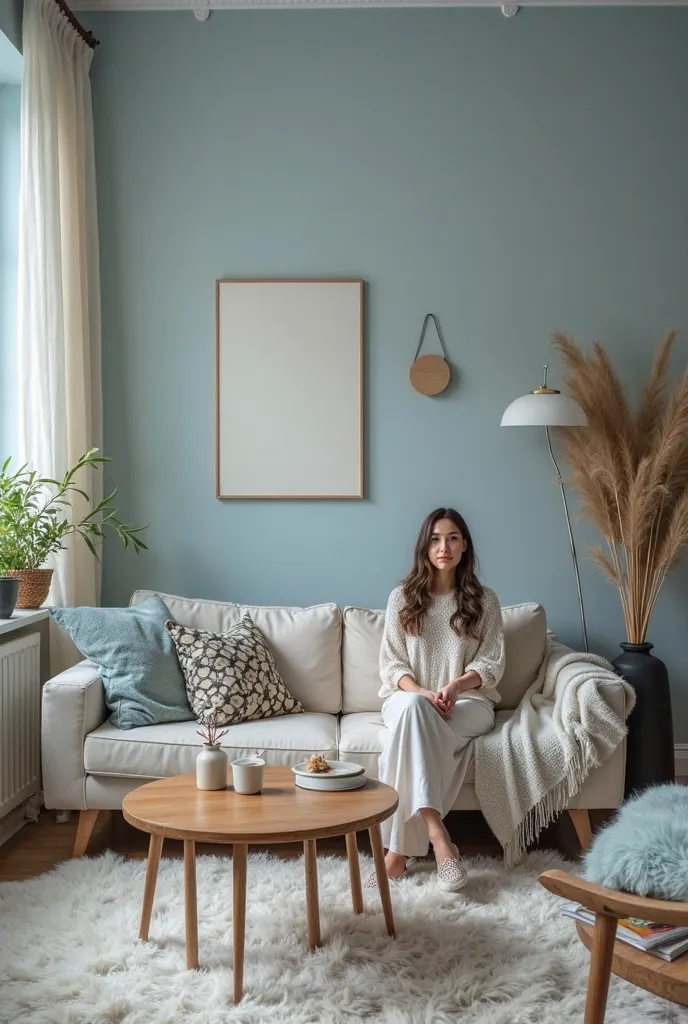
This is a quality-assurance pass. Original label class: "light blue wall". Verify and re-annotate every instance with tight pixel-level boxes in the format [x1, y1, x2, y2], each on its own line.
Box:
[0, 83, 20, 465]
[0, 0, 22, 54]
[89, 9, 688, 734]
[0, 27, 22, 81]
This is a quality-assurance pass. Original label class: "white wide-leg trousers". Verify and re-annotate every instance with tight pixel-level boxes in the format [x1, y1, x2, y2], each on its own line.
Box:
[378, 691, 495, 857]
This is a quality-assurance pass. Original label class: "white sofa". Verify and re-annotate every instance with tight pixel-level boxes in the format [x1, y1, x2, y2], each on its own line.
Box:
[41, 591, 627, 857]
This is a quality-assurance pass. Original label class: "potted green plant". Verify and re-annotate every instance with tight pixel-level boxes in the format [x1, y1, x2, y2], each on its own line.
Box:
[0, 448, 147, 611]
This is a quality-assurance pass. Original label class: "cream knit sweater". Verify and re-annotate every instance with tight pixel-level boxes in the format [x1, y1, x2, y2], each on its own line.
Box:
[378, 586, 506, 706]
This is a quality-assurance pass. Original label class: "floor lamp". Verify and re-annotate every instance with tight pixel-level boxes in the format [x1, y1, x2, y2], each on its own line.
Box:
[501, 365, 589, 653]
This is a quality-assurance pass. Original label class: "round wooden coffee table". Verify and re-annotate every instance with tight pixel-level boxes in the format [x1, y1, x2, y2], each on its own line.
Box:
[122, 766, 399, 1002]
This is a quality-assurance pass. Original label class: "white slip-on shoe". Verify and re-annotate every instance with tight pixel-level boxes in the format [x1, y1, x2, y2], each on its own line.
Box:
[436, 844, 468, 893]
[364, 871, 386, 890]
[364, 856, 416, 889]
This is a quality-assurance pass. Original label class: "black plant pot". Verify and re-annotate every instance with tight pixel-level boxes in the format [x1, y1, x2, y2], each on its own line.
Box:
[613, 642, 675, 798]
[0, 576, 21, 619]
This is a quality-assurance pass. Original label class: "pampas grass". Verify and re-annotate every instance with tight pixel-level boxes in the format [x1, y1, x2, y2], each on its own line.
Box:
[553, 330, 688, 643]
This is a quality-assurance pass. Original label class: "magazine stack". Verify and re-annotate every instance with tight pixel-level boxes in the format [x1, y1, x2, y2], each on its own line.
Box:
[561, 901, 688, 962]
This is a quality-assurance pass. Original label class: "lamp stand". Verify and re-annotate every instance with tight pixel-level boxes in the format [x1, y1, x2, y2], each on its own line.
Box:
[545, 426, 589, 653]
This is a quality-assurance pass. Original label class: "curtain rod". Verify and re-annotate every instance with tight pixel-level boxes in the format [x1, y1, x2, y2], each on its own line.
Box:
[54, 0, 99, 48]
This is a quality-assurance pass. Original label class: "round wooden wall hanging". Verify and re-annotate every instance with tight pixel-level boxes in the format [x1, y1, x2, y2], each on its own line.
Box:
[409, 314, 451, 396]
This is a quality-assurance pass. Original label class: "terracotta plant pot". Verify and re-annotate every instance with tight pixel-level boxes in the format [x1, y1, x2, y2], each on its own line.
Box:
[4, 568, 54, 609]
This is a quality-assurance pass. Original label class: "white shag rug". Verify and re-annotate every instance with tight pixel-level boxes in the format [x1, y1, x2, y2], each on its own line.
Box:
[2, 849, 688, 1024]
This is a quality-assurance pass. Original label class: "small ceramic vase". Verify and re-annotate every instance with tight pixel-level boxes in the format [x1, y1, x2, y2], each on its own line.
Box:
[196, 743, 228, 790]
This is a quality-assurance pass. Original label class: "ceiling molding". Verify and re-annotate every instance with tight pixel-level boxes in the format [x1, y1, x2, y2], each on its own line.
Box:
[69, 0, 688, 10]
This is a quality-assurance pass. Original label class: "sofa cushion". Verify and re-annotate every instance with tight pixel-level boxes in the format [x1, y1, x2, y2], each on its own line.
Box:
[337, 711, 385, 776]
[49, 596, 194, 730]
[131, 592, 342, 714]
[342, 606, 385, 714]
[498, 603, 547, 709]
[166, 616, 303, 726]
[338, 709, 515, 780]
[83, 712, 338, 779]
[341, 602, 547, 713]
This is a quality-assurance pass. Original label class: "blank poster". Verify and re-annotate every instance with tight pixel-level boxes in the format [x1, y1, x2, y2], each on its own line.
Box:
[216, 279, 363, 499]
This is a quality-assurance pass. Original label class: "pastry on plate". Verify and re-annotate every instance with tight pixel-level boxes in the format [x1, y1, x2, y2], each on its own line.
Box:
[305, 754, 331, 774]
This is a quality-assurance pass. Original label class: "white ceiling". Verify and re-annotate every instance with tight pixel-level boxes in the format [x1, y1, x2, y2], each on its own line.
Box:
[0, 30, 21, 86]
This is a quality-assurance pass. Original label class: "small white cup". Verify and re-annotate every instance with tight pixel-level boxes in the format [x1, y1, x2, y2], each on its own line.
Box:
[231, 756, 266, 795]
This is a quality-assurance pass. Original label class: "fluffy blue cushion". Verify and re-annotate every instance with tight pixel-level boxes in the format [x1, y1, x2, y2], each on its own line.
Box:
[584, 783, 688, 901]
[49, 595, 194, 730]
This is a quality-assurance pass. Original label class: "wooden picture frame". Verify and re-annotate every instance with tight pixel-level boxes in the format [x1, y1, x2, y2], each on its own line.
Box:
[215, 279, 364, 500]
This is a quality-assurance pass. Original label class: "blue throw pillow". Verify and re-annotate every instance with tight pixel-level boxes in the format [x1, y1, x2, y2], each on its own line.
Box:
[584, 783, 688, 901]
[49, 595, 194, 730]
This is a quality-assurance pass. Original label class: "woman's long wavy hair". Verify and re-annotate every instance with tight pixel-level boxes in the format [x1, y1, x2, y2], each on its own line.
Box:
[399, 508, 484, 639]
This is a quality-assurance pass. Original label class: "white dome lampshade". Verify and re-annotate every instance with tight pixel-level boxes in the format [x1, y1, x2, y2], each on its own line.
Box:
[501, 391, 587, 427]
[501, 366, 587, 427]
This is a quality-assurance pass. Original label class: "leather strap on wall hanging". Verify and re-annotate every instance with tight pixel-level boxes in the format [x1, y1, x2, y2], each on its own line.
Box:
[409, 313, 451, 396]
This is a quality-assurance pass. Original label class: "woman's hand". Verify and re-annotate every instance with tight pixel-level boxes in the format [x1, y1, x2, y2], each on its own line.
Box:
[438, 680, 461, 715]
[438, 672, 482, 715]
[419, 688, 452, 720]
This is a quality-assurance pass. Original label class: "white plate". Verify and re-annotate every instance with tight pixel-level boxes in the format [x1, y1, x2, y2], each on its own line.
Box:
[291, 759, 365, 779]
[294, 773, 367, 792]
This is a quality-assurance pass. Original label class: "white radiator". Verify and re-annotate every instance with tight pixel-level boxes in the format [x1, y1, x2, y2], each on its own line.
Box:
[0, 632, 41, 820]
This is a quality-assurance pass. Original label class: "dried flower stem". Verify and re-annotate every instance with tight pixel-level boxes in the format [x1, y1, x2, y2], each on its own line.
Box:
[554, 330, 688, 644]
[196, 709, 229, 747]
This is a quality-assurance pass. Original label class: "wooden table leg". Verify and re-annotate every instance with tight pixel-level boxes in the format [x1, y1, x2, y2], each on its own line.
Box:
[139, 833, 164, 940]
[369, 823, 395, 938]
[184, 839, 199, 970]
[346, 832, 363, 915]
[584, 912, 617, 1024]
[304, 839, 321, 951]
[233, 843, 248, 1003]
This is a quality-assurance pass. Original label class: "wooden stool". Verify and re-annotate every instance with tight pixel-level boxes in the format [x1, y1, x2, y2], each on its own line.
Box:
[539, 869, 688, 1024]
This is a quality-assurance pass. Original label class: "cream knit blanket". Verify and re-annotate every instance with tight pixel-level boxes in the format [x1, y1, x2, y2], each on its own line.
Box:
[474, 638, 636, 866]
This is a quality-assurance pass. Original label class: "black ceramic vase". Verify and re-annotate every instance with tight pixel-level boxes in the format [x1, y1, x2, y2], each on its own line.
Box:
[0, 576, 21, 619]
[613, 642, 674, 798]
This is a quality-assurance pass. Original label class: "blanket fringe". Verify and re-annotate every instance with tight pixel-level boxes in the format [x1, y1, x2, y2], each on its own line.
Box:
[503, 748, 588, 868]
[476, 640, 635, 869]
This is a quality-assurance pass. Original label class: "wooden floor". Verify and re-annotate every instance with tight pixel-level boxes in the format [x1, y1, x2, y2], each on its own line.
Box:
[0, 807, 613, 883]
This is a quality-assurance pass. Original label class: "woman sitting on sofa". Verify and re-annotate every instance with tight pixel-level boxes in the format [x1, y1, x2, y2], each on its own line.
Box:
[376, 507, 505, 892]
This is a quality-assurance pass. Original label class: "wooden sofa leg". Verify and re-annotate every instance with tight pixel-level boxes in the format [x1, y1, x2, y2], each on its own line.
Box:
[73, 809, 100, 857]
[569, 809, 593, 851]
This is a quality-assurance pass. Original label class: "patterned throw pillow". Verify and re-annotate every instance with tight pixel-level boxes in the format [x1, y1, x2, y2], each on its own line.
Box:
[165, 614, 303, 726]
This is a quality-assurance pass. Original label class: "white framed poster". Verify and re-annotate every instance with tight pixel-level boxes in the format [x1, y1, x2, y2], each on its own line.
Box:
[216, 279, 364, 499]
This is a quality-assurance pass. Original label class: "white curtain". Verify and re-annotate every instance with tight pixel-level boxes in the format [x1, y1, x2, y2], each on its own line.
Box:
[17, 0, 102, 617]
